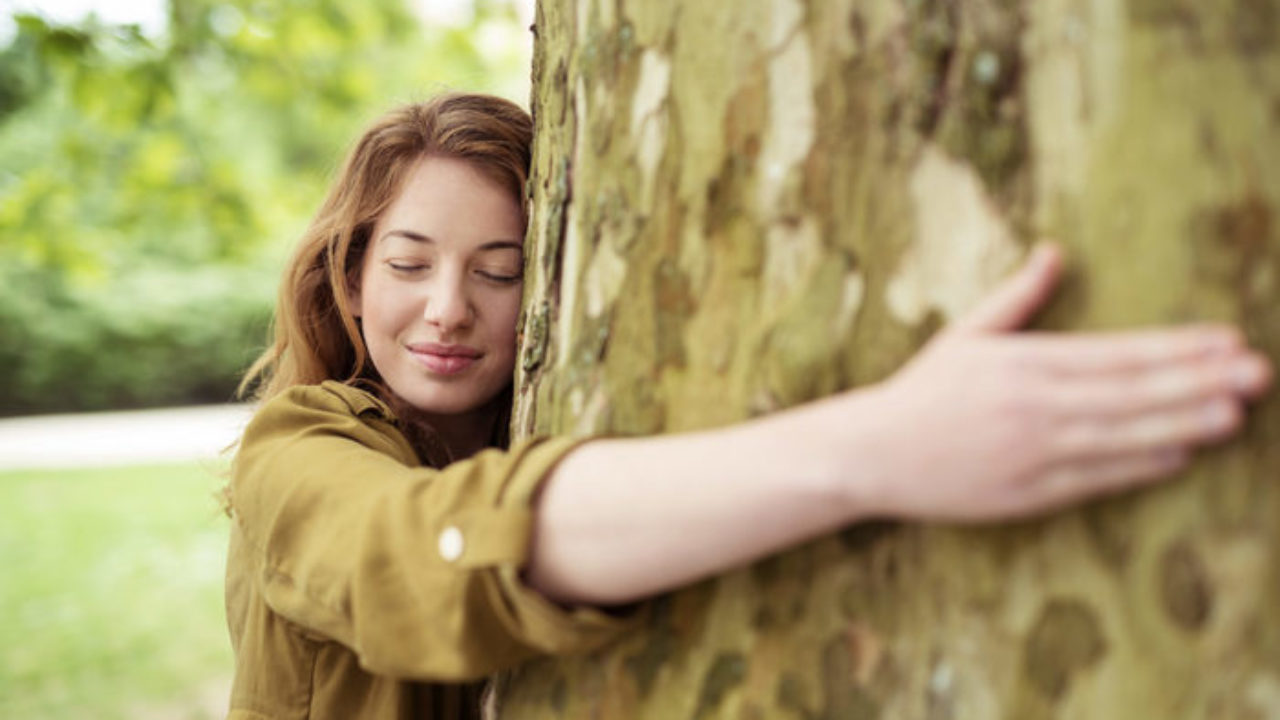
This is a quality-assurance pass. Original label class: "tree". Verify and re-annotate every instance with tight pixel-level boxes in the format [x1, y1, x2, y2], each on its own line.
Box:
[499, 0, 1280, 717]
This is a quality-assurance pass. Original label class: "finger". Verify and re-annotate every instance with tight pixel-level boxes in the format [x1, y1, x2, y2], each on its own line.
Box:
[1015, 325, 1248, 375]
[1048, 352, 1272, 417]
[949, 243, 1064, 335]
[1053, 398, 1243, 459]
[1032, 447, 1190, 510]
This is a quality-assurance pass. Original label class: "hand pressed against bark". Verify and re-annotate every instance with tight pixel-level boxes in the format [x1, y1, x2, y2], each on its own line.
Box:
[528, 245, 1271, 606]
[857, 245, 1272, 521]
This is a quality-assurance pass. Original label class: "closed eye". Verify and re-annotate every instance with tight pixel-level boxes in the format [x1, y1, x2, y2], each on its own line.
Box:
[476, 269, 522, 284]
[388, 261, 428, 272]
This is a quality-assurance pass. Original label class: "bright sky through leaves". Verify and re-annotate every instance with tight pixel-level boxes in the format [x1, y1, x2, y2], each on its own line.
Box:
[0, 0, 535, 41]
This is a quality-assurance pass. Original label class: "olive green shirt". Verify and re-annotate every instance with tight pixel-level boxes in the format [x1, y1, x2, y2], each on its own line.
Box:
[225, 381, 630, 719]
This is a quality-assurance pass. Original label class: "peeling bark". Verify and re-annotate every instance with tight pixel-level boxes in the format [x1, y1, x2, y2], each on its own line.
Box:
[503, 0, 1280, 717]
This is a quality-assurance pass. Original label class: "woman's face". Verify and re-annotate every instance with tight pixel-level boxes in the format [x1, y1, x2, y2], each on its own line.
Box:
[353, 156, 524, 418]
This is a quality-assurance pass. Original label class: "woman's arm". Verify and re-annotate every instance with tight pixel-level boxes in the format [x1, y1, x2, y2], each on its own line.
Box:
[525, 245, 1272, 605]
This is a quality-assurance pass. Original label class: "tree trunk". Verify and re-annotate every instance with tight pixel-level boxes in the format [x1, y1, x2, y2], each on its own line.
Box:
[502, 0, 1280, 717]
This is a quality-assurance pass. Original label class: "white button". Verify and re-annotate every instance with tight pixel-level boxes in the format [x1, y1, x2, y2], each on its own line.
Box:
[438, 526, 465, 562]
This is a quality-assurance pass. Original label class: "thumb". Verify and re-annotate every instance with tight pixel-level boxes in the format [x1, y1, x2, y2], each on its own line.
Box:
[949, 243, 1064, 335]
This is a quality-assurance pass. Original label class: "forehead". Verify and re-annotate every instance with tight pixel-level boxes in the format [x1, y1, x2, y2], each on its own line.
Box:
[377, 156, 523, 245]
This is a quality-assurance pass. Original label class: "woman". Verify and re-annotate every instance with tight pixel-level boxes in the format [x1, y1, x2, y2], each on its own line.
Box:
[224, 93, 1271, 719]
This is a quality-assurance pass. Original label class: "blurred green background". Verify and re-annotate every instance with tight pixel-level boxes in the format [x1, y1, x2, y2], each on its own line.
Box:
[0, 0, 530, 716]
[0, 0, 532, 416]
[2, 461, 234, 718]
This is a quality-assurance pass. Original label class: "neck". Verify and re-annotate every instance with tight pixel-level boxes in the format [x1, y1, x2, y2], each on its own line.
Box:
[374, 383, 513, 464]
[421, 403, 500, 460]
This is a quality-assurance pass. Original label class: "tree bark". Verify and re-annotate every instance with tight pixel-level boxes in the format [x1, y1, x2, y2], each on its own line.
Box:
[502, 0, 1280, 717]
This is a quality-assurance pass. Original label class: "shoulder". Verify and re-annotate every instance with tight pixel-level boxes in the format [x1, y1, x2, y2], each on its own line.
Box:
[248, 380, 398, 436]
[237, 381, 417, 472]
[268, 380, 394, 420]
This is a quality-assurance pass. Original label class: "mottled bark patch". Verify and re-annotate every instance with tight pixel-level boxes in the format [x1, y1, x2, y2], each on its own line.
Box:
[1233, 0, 1278, 55]
[542, 156, 572, 280]
[762, 249, 855, 405]
[776, 671, 811, 716]
[820, 634, 881, 719]
[584, 237, 627, 318]
[551, 58, 570, 124]
[758, 0, 815, 214]
[845, 624, 886, 685]
[705, 68, 765, 237]
[761, 218, 822, 320]
[887, 144, 1020, 326]
[550, 676, 568, 714]
[838, 527, 913, 619]
[1212, 196, 1272, 257]
[926, 658, 956, 720]
[1191, 195, 1274, 306]
[611, 373, 666, 434]
[705, 152, 754, 238]
[1083, 503, 1134, 571]
[905, 0, 959, 136]
[695, 651, 748, 718]
[630, 49, 671, 191]
[752, 605, 777, 630]
[624, 597, 676, 696]
[1160, 538, 1213, 631]
[1023, 598, 1107, 700]
[521, 301, 550, 372]
[938, 9, 1026, 199]
[654, 257, 692, 368]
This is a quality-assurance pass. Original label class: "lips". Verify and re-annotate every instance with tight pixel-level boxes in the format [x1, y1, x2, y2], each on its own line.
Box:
[406, 342, 482, 375]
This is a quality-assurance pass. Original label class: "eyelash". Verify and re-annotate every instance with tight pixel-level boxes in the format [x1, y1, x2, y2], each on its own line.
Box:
[387, 262, 521, 284]
[479, 271, 522, 284]
[388, 262, 427, 272]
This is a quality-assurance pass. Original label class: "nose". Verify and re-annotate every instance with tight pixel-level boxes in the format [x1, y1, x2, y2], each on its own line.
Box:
[423, 269, 474, 333]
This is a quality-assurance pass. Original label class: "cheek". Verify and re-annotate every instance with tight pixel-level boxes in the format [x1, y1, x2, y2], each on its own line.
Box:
[362, 281, 417, 328]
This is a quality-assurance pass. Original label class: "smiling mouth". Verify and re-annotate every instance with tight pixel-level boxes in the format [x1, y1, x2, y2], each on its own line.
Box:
[407, 343, 482, 375]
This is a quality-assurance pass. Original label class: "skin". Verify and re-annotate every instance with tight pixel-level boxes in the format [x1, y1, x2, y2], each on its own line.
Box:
[349, 159, 1272, 607]
[351, 156, 526, 458]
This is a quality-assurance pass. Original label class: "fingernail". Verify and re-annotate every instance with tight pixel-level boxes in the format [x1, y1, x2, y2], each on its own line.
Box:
[1202, 401, 1235, 429]
[1234, 357, 1266, 390]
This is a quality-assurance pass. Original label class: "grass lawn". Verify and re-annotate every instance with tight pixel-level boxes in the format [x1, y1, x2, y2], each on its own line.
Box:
[0, 461, 233, 719]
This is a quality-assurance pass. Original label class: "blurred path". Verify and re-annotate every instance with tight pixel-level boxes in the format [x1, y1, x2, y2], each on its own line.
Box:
[0, 404, 256, 471]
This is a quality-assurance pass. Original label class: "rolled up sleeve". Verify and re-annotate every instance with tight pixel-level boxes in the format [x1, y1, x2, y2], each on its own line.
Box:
[230, 383, 635, 681]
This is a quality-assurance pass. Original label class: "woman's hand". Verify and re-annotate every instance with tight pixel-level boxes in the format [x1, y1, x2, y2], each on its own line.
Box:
[528, 243, 1272, 604]
[849, 244, 1272, 522]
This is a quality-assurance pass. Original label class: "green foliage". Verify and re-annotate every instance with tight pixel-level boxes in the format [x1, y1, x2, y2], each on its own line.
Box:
[0, 261, 275, 414]
[0, 0, 530, 414]
[0, 462, 231, 718]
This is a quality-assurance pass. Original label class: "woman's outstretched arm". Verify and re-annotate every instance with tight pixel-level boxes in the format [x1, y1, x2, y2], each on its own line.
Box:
[524, 245, 1272, 605]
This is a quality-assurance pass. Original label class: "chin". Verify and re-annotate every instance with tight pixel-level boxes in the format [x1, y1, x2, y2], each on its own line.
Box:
[399, 395, 475, 416]
[394, 384, 507, 418]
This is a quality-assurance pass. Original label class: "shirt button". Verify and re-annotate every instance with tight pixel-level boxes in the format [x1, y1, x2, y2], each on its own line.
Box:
[438, 526, 465, 563]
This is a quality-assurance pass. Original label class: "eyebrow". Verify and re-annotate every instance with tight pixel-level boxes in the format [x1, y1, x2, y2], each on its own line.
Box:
[381, 229, 522, 252]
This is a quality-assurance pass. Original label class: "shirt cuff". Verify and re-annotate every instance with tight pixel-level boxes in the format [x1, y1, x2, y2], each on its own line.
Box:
[491, 435, 643, 654]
